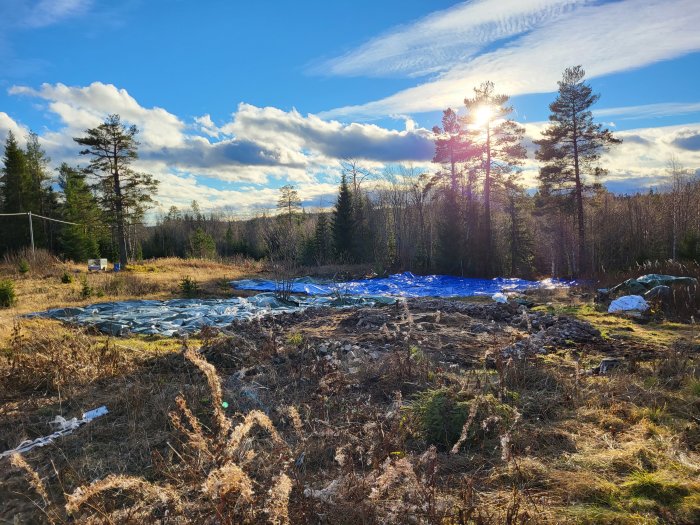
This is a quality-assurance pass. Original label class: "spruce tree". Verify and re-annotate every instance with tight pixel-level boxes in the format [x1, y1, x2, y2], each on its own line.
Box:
[1, 132, 29, 213]
[312, 212, 331, 265]
[58, 163, 101, 261]
[535, 66, 620, 275]
[0, 132, 31, 252]
[25, 132, 56, 248]
[332, 174, 354, 262]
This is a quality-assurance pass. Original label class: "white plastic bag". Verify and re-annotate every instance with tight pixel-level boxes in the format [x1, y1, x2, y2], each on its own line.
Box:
[492, 292, 508, 304]
[608, 295, 649, 313]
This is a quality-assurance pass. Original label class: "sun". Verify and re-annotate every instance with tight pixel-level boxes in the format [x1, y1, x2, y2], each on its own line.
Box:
[472, 104, 494, 127]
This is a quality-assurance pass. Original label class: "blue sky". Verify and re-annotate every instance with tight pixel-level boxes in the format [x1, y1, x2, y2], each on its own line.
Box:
[1, 0, 700, 215]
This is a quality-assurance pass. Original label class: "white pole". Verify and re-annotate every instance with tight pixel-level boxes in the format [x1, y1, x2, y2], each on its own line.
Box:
[28, 211, 35, 255]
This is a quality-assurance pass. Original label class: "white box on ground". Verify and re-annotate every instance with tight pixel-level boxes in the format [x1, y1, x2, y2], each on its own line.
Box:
[87, 258, 108, 271]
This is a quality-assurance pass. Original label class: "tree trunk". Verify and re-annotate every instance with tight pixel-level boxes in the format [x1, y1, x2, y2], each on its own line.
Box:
[572, 111, 586, 276]
[113, 163, 128, 268]
[483, 124, 492, 275]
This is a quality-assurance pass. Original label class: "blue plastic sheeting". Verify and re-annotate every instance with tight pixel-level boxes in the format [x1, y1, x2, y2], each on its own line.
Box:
[232, 272, 571, 298]
[29, 293, 395, 336]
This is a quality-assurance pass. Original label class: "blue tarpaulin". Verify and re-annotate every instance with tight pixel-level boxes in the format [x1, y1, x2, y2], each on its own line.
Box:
[231, 272, 570, 298]
[31, 273, 572, 336]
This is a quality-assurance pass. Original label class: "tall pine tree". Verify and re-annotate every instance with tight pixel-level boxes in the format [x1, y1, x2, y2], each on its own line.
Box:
[74, 114, 158, 267]
[535, 66, 620, 275]
[464, 81, 526, 275]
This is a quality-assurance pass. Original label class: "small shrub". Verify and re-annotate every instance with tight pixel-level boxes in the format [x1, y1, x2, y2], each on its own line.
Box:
[180, 275, 199, 297]
[61, 271, 73, 284]
[403, 388, 470, 448]
[286, 332, 303, 347]
[80, 276, 93, 299]
[688, 379, 700, 397]
[0, 279, 17, 307]
[17, 259, 30, 274]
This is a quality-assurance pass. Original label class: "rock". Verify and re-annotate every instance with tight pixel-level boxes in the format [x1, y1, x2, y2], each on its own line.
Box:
[591, 357, 623, 375]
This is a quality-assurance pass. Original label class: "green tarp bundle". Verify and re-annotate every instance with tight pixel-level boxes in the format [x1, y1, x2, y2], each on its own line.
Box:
[609, 274, 697, 296]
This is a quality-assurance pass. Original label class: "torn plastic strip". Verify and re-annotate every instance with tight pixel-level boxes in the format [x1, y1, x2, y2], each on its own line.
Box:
[0, 406, 109, 458]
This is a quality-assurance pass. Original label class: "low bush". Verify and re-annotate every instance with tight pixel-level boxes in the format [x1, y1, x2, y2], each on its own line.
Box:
[404, 388, 471, 449]
[61, 271, 73, 284]
[179, 275, 199, 297]
[17, 259, 30, 274]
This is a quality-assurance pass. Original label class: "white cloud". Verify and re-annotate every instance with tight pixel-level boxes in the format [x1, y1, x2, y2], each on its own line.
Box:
[321, 0, 700, 119]
[10, 82, 186, 149]
[6, 81, 698, 214]
[4, 82, 438, 212]
[0, 112, 29, 147]
[317, 0, 588, 78]
[518, 120, 700, 192]
[594, 102, 700, 120]
[221, 103, 435, 163]
[24, 0, 92, 28]
[194, 114, 220, 138]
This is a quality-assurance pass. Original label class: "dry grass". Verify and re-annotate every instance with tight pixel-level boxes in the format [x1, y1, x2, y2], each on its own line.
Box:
[1, 257, 699, 524]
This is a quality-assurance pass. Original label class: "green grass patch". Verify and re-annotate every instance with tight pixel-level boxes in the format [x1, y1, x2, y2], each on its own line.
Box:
[622, 471, 690, 506]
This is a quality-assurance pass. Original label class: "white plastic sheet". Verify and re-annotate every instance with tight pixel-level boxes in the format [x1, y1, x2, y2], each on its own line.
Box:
[608, 295, 649, 313]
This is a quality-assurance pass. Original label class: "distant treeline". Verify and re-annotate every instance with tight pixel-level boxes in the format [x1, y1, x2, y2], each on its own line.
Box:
[1, 67, 699, 276]
[136, 173, 700, 278]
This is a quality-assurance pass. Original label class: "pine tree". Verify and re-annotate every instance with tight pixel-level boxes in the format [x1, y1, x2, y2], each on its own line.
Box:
[58, 163, 102, 262]
[277, 185, 302, 225]
[535, 66, 620, 275]
[74, 114, 158, 268]
[464, 81, 526, 275]
[332, 174, 355, 262]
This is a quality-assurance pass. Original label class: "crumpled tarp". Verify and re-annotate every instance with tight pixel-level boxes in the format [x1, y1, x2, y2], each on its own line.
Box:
[608, 295, 649, 313]
[29, 293, 396, 336]
[232, 272, 571, 298]
[609, 274, 697, 295]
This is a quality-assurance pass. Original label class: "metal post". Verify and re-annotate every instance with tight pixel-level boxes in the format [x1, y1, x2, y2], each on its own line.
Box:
[28, 211, 35, 254]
